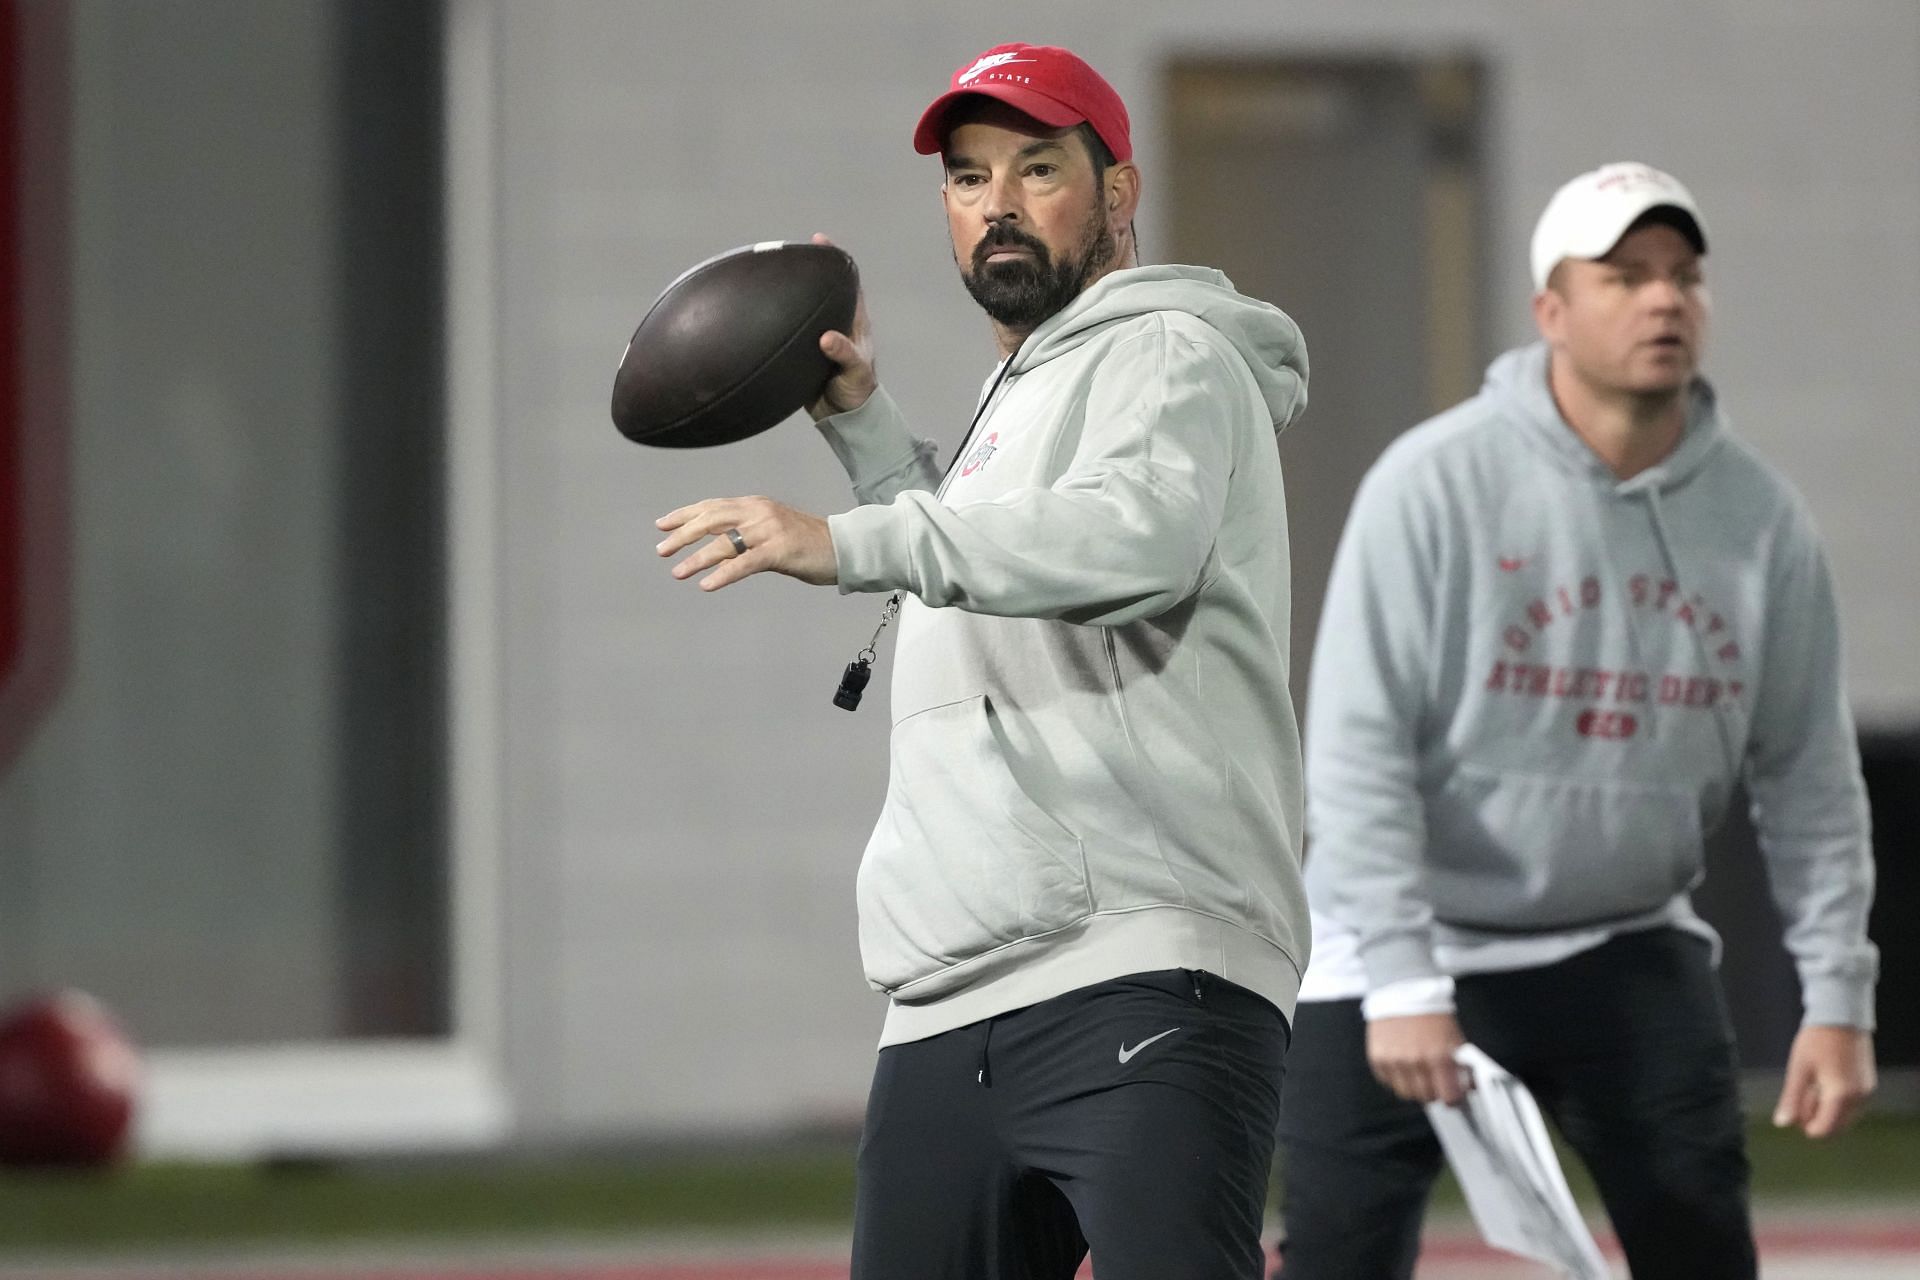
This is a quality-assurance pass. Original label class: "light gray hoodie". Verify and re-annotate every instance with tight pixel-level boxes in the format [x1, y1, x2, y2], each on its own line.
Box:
[819, 265, 1311, 1045]
[1304, 342, 1878, 1029]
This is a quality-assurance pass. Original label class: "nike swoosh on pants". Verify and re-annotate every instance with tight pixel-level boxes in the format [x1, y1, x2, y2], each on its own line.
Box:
[1118, 1027, 1181, 1064]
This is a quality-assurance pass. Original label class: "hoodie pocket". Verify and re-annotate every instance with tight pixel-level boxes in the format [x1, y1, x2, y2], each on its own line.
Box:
[857, 693, 1094, 993]
[1424, 763, 1703, 930]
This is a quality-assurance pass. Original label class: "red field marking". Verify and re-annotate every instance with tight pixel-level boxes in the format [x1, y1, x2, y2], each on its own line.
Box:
[322, 1269, 855, 1280]
[1419, 1220, 1920, 1262]
[1754, 1224, 1920, 1253]
[11, 1221, 1920, 1280]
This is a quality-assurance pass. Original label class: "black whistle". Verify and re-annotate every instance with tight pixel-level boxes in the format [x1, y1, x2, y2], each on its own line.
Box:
[834, 659, 873, 711]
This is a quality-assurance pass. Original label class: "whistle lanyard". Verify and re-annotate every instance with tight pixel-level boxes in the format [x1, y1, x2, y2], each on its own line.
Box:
[832, 357, 1016, 711]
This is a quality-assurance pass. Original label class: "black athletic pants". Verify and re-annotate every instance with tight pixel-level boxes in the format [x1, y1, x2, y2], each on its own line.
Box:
[851, 969, 1291, 1280]
[1275, 927, 1756, 1279]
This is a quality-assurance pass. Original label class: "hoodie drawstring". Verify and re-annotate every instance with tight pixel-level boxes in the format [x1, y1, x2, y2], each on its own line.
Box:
[832, 358, 1018, 712]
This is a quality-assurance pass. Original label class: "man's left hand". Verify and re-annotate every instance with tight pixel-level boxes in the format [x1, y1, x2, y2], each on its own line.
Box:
[1773, 1024, 1876, 1139]
[656, 495, 837, 591]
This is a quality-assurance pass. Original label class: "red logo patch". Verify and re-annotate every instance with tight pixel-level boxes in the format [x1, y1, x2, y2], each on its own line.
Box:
[959, 431, 999, 478]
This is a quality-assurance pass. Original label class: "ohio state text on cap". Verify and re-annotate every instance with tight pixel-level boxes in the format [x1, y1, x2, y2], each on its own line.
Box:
[914, 43, 1132, 163]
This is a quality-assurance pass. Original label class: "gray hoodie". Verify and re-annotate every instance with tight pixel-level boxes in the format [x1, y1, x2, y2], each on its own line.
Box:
[819, 265, 1311, 1045]
[1304, 342, 1878, 1029]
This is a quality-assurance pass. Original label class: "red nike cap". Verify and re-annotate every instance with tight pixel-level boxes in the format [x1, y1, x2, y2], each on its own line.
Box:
[914, 42, 1132, 163]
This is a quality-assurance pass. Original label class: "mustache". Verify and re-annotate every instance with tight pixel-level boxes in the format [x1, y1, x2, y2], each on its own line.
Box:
[971, 223, 1050, 271]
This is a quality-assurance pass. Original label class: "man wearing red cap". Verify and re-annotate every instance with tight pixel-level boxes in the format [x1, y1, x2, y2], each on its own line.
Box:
[658, 41, 1311, 1279]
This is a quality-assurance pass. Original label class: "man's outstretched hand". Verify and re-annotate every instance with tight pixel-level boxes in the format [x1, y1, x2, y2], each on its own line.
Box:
[656, 495, 837, 592]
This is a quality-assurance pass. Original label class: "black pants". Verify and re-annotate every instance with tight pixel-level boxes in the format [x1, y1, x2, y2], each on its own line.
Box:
[851, 969, 1290, 1280]
[1275, 928, 1755, 1280]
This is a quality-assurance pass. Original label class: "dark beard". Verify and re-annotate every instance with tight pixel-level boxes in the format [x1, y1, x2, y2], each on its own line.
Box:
[960, 202, 1116, 331]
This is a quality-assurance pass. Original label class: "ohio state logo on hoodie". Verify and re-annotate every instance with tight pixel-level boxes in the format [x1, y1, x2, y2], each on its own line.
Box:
[959, 432, 999, 478]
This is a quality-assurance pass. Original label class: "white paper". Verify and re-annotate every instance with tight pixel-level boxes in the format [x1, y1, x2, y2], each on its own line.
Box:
[1424, 1043, 1612, 1280]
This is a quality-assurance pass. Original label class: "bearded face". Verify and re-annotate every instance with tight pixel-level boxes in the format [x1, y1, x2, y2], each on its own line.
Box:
[940, 108, 1133, 339]
[959, 192, 1117, 331]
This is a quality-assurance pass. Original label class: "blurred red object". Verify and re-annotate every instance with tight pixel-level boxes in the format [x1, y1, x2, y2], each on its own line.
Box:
[0, 990, 140, 1166]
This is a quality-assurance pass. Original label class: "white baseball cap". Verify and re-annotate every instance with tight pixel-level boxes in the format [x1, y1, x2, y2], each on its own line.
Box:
[1529, 162, 1708, 292]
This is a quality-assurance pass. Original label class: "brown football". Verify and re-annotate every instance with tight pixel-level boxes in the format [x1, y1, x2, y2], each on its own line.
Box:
[611, 241, 859, 448]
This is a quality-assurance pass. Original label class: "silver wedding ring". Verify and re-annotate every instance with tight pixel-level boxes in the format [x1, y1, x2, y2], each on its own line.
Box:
[725, 527, 749, 556]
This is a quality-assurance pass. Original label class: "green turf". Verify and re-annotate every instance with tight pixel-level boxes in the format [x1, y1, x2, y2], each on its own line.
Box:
[0, 1113, 1914, 1253]
[0, 1150, 857, 1251]
[1376, 1111, 1920, 1211]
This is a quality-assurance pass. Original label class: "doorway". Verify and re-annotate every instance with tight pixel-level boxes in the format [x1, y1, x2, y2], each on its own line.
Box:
[1165, 57, 1487, 714]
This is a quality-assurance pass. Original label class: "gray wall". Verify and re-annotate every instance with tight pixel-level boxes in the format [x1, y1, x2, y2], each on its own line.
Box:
[2, 0, 449, 1054]
[1, 0, 346, 1044]
[484, 0, 1920, 1140]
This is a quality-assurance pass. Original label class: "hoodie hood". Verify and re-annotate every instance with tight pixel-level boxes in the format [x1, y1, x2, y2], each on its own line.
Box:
[1485, 341, 1724, 494]
[1009, 265, 1309, 436]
